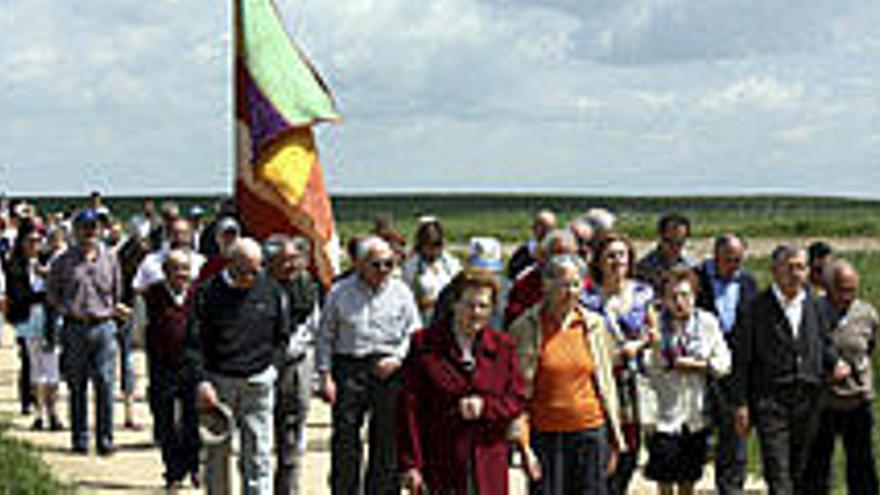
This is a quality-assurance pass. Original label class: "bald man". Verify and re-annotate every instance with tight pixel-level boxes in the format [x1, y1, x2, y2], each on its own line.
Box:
[806, 260, 879, 494]
[185, 238, 290, 495]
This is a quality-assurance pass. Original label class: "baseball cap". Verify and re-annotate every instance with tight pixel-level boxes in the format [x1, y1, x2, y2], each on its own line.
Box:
[468, 237, 503, 272]
[217, 217, 241, 234]
[73, 209, 101, 227]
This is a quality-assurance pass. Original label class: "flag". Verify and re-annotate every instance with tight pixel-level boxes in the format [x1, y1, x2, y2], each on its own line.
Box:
[234, 0, 341, 286]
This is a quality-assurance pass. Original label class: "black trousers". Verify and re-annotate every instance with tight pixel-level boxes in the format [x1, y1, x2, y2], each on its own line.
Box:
[330, 355, 401, 495]
[805, 402, 879, 495]
[753, 389, 821, 495]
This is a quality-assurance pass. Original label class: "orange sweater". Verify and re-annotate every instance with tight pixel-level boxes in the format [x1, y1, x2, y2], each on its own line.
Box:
[528, 312, 605, 433]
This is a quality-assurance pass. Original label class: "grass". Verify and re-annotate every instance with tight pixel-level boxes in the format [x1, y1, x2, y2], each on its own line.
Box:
[19, 193, 880, 244]
[0, 424, 67, 494]
[741, 251, 880, 493]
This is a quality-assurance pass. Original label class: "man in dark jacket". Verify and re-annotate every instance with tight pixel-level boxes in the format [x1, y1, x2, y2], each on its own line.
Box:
[733, 244, 850, 494]
[695, 234, 758, 495]
[186, 238, 289, 495]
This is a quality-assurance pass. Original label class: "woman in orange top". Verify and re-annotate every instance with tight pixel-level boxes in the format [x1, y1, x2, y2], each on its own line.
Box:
[510, 255, 623, 495]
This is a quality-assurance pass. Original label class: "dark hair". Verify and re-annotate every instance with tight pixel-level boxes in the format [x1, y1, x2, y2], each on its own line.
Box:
[590, 231, 636, 285]
[807, 241, 832, 263]
[661, 264, 700, 298]
[414, 220, 445, 253]
[10, 218, 43, 263]
[657, 213, 691, 236]
[448, 267, 501, 308]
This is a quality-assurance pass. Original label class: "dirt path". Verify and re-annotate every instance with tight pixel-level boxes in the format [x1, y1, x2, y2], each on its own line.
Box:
[5, 234, 858, 493]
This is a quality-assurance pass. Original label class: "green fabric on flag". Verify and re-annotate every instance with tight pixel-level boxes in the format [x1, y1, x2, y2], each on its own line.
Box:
[241, 0, 340, 125]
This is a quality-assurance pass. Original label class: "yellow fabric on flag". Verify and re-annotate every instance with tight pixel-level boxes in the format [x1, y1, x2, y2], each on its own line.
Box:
[258, 129, 316, 205]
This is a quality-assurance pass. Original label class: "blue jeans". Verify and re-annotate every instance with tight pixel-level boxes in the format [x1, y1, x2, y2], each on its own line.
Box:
[148, 361, 199, 484]
[63, 320, 117, 451]
[530, 427, 609, 495]
[204, 366, 276, 495]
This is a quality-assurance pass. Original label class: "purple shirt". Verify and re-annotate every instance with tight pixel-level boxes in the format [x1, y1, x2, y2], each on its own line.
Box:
[47, 244, 121, 321]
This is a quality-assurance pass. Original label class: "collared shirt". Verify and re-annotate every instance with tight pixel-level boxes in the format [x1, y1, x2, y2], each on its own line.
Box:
[316, 274, 421, 371]
[47, 243, 121, 321]
[635, 248, 698, 295]
[706, 260, 742, 333]
[772, 283, 806, 338]
[131, 248, 205, 292]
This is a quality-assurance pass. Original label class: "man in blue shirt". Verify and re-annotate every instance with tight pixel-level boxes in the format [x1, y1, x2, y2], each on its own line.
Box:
[696, 234, 758, 495]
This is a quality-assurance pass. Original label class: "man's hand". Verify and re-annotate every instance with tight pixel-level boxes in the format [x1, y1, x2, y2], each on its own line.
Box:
[621, 340, 644, 360]
[114, 303, 132, 319]
[319, 372, 337, 405]
[196, 381, 219, 411]
[401, 468, 425, 493]
[606, 442, 619, 476]
[374, 357, 402, 380]
[832, 359, 852, 382]
[459, 395, 485, 421]
[734, 406, 750, 438]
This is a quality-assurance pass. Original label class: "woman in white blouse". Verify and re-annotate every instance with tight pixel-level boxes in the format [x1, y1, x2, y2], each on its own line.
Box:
[645, 264, 731, 495]
[402, 218, 461, 323]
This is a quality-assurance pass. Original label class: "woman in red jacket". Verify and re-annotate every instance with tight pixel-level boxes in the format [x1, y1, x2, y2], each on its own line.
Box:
[398, 268, 526, 494]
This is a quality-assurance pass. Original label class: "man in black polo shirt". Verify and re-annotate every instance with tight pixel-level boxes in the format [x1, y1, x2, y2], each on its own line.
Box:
[186, 238, 289, 495]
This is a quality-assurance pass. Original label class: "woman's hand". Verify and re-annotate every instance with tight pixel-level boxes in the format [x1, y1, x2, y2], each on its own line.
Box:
[401, 468, 425, 493]
[606, 442, 619, 475]
[521, 444, 542, 481]
[459, 395, 485, 420]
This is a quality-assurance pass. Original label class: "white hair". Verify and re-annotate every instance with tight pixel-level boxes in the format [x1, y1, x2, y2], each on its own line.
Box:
[355, 235, 390, 261]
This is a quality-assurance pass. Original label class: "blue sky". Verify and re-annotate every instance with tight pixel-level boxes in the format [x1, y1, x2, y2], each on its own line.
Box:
[1, 0, 878, 197]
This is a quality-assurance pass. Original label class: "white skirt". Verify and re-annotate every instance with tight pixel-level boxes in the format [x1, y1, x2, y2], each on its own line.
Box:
[25, 337, 60, 385]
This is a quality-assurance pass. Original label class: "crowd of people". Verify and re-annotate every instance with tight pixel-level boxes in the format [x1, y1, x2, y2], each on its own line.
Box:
[0, 193, 877, 495]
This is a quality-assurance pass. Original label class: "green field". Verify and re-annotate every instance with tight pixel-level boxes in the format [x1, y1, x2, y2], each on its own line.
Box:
[20, 193, 880, 244]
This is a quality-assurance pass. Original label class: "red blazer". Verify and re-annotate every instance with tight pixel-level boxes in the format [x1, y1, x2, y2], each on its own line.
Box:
[398, 323, 526, 494]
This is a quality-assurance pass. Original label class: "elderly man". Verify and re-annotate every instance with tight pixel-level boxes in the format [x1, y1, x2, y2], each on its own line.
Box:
[806, 260, 879, 494]
[636, 213, 698, 294]
[47, 208, 123, 455]
[133, 217, 205, 292]
[316, 236, 420, 494]
[142, 249, 200, 489]
[265, 235, 324, 495]
[695, 234, 758, 495]
[507, 209, 557, 281]
[733, 245, 850, 494]
[503, 229, 586, 329]
[185, 238, 290, 495]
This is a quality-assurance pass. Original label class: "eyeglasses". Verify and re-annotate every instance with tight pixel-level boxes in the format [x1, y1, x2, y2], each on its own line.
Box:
[369, 258, 395, 271]
[661, 237, 687, 247]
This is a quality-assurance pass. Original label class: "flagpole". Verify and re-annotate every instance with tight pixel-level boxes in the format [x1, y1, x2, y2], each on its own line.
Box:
[231, 0, 242, 198]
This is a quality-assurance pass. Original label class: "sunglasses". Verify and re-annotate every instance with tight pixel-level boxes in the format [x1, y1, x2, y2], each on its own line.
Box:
[662, 237, 687, 246]
[369, 258, 395, 271]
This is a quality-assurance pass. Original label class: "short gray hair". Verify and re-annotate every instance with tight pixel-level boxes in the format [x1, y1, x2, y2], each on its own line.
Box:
[355, 235, 390, 261]
[162, 248, 191, 274]
[539, 229, 576, 260]
[542, 254, 586, 282]
[771, 243, 805, 265]
[264, 234, 313, 261]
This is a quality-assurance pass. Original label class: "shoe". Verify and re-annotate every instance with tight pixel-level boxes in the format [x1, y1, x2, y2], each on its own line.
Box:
[123, 420, 144, 431]
[71, 444, 88, 455]
[97, 445, 115, 457]
[30, 418, 44, 431]
[189, 472, 201, 489]
[49, 416, 64, 431]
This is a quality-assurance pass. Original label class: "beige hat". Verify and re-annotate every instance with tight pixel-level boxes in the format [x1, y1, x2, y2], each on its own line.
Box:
[199, 402, 234, 446]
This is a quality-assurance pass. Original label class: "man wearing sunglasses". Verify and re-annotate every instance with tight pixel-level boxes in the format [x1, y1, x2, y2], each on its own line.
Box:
[636, 213, 698, 295]
[316, 235, 421, 494]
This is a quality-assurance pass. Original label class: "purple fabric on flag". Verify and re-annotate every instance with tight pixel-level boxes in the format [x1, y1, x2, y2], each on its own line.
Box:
[243, 68, 290, 165]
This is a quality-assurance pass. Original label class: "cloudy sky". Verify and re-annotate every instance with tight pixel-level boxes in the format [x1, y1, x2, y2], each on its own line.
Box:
[1, 0, 878, 197]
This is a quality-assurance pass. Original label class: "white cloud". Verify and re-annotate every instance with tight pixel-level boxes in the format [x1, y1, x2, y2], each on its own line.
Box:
[698, 76, 805, 112]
